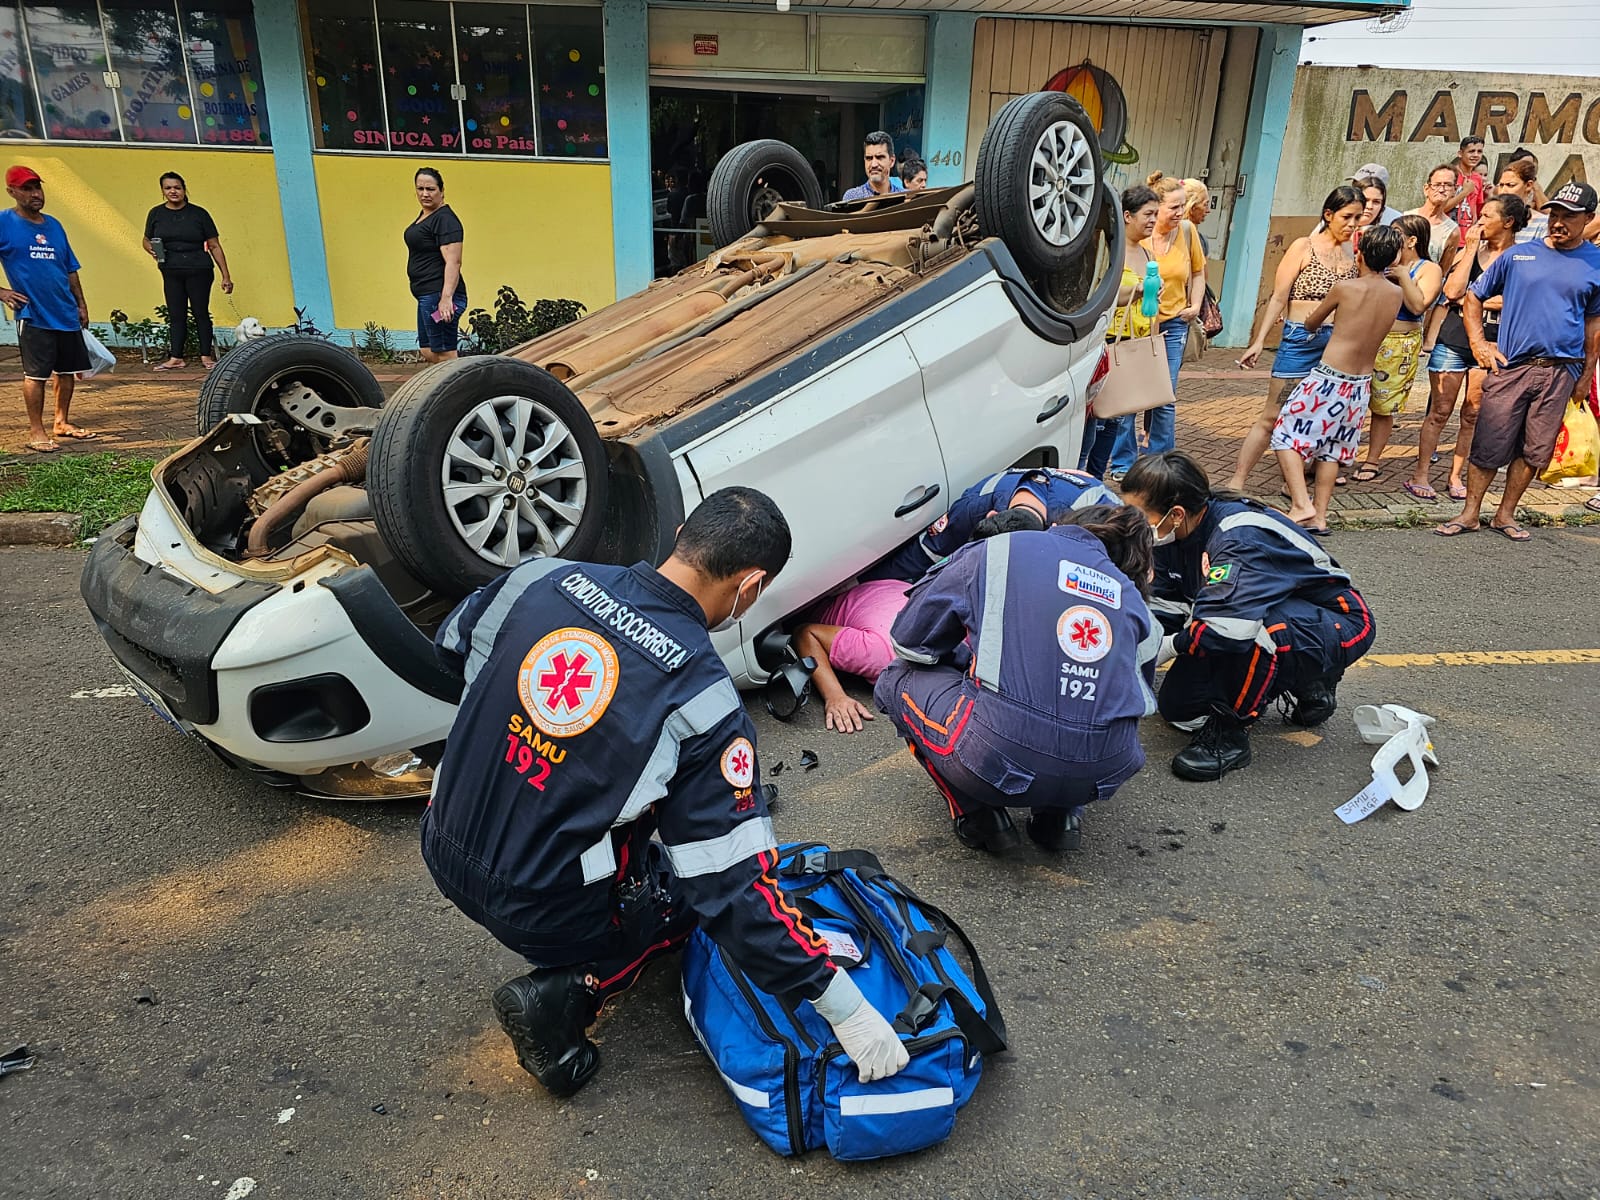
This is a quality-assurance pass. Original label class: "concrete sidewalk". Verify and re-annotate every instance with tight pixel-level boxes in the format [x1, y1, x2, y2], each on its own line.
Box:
[3, 348, 1596, 526]
[1171, 349, 1597, 526]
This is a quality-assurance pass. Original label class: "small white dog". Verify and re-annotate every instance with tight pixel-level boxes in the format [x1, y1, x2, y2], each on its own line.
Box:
[234, 316, 267, 342]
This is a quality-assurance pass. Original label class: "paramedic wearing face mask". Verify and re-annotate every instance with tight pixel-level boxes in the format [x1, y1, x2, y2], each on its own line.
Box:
[423, 487, 907, 1097]
[1121, 452, 1377, 783]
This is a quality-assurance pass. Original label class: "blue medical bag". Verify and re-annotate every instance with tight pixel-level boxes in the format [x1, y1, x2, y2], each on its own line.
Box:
[680, 844, 1006, 1160]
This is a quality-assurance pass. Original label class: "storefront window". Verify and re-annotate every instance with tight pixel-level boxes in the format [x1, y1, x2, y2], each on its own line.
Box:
[0, 1, 42, 137]
[3, 0, 269, 145]
[456, 2, 533, 156]
[531, 5, 603, 156]
[376, 0, 459, 154]
[25, 3, 118, 140]
[306, 0, 383, 151]
[101, 0, 194, 144]
[304, 0, 604, 159]
[186, 1, 271, 147]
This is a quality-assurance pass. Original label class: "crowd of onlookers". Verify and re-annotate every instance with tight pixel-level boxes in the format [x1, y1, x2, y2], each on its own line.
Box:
[1084, 136, 1600, 538]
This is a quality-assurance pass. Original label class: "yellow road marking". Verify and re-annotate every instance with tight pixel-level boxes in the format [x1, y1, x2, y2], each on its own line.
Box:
[1353, 649, 1600, 669]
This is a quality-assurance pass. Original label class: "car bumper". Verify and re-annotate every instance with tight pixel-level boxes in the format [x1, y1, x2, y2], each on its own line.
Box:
[81, 512, 460, 776]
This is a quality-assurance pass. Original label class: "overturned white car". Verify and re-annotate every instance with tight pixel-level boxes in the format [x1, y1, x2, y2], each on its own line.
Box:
[81, 92, 1121, 798]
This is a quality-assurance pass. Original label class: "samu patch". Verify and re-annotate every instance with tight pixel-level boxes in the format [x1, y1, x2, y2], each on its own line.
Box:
[1206, 563, 1236, 586]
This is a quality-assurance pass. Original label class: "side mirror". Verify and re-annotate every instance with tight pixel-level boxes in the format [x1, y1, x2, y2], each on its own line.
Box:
[762, 635, 817, 721]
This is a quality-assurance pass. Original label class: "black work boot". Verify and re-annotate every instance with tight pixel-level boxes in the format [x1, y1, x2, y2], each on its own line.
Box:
[1171, 717, 1253, 782]
[1027, 807, 1083, 852]
[1285, 675, 1338, 728]
[492, 966, 602, 1097]
[953, 806, 1021, 853]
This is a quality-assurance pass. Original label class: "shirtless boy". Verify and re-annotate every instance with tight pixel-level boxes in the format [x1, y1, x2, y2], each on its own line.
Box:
[1269, 225, 1403, 535]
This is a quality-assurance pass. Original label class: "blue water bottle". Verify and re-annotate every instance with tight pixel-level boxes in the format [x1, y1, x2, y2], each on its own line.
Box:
[1141, 261, 1161, 320]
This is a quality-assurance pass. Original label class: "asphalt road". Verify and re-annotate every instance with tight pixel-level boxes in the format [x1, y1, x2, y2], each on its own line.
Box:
[3, 528, 1598, 1200]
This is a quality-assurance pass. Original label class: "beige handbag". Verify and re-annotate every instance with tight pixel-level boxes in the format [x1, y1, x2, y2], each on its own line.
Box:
[1093, 327, 1176, 419]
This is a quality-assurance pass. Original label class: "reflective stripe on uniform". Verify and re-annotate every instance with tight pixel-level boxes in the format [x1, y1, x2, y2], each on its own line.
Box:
[577, 676, 742, 884]
[1200, 615, 1280, 653]
[1216, 512, 1351, 581]
[665, 817, 777, 878]
[891, 637, 938, 665]
[1134, 620, 1162, 716]
[1150, 595, 1192, 620]
[973, 535, 1010, 690]
[464, 557, 568, 684]
[1072, 483, 1119, 510]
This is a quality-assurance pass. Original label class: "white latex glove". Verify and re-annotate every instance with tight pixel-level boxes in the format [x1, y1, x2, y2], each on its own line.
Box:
[1156, 634, 1178, 668]
[810, 970, 908, 1083]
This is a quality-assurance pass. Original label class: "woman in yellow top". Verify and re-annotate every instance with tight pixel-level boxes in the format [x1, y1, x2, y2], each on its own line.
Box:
[1107, 172, 1207, 478]
[1080, 184, 1159, 477]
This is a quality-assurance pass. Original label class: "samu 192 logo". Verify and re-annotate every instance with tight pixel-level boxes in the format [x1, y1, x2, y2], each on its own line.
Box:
[517, 627, 619, 738]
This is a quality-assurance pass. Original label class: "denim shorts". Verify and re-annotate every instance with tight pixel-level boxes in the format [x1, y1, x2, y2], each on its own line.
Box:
[1427, 342, 1474, 374]
[417, 290, 467, 353]
[1272, 321, 1333, 379]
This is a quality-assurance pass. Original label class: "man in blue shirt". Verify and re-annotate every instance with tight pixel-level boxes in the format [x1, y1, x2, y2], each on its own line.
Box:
[840, 132, 905, 203]
[0, 165, 92, 453]
[1438, 181, 1600, 542]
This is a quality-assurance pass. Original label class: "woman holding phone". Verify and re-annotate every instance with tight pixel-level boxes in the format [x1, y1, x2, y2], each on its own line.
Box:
[405, 166, 467, 362]
[143, 172, 232, 371]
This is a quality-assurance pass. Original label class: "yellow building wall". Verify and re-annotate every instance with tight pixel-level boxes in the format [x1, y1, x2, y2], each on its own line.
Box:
[311, 155, 616, 334]
[3, 147, 295, 328]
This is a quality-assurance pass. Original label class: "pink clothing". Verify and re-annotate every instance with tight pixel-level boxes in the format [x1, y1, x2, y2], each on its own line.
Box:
[816, 579, 911, 681]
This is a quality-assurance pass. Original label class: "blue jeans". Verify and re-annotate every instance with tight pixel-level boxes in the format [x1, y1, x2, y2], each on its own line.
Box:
[1078, 415, 1120, 478]
[1108, 318, 1186, 474]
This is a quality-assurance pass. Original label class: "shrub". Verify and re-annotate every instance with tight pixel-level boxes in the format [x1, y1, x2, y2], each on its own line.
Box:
[464, 287, 585, 355]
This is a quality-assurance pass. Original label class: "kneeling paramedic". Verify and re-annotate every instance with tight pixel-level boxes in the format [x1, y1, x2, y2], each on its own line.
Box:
[874, 505, 1160, 853]
[870, 466, 1119, 583]
[422, 487, 908, 1097]
[1119, 451, 1378, 782]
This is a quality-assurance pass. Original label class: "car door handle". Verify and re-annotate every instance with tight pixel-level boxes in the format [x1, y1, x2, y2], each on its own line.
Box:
[894, 484, 941, 518]
[1036, 392, 1072, 424]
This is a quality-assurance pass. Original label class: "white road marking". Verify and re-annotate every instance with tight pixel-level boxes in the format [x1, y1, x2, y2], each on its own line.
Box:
[70, 685, 137, 699]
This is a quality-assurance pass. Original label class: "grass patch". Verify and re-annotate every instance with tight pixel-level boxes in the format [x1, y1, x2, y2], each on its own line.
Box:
[0, 452, 156, 537]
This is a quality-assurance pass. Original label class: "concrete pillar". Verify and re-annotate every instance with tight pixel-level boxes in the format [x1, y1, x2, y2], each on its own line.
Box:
[922, 13, 976, 189]
[604, 0, 653, 299]
[1216, 22, 1303, 348]
[252, 0, 335, 332]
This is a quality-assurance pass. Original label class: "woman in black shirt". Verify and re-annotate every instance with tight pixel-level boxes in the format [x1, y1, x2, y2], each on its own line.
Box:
[143, 172, 232, 370]
[404, 166, 466, 362]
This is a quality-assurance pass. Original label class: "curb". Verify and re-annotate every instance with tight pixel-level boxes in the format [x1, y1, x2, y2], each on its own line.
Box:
[1330, 503, 1600, 530]
[0, 511, 80, 546]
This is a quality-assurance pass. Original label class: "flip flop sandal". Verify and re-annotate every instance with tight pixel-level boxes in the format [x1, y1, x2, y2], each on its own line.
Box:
[1584, 494, 1600, 514]
[1432, 521, 1478, 537]
[1302, 526, 1331, 537]
[151, 362, 185, 372]
[53, 428, 97, 441]
[1489, 522, 1532, 542]
[25, 439, 58, 453]
[1401, 481, 1439, 501]
[1350, 466, 1384, 483]
[1448, 483, 1469, 501]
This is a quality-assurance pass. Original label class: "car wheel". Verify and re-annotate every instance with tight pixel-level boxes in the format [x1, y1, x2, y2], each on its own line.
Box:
[976, 92, 1104, 277]
[367, 357, 610, 597]
[197, 335, 386, 462]
[708, 139, 825, 248]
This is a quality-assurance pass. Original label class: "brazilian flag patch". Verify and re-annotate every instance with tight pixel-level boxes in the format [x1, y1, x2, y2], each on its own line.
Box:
[1206, 563, 1236, 585]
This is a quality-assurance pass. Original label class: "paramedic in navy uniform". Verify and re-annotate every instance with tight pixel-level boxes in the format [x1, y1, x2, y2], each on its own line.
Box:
[871, 466, 1120, 583]
[874, 505, 1160, 853]
[423, 487, 907, 1097]
[1119, 451, 1377, 782]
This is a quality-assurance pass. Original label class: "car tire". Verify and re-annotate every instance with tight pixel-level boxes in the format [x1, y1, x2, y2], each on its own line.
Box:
[367, 356, 610, 597]
[197, 335, 386, 458]
[708, 139, 826, 248]
[976, 92, 1104, 278]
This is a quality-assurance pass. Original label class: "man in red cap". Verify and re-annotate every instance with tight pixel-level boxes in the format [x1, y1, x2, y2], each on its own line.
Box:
[0, 165, 93, 452]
